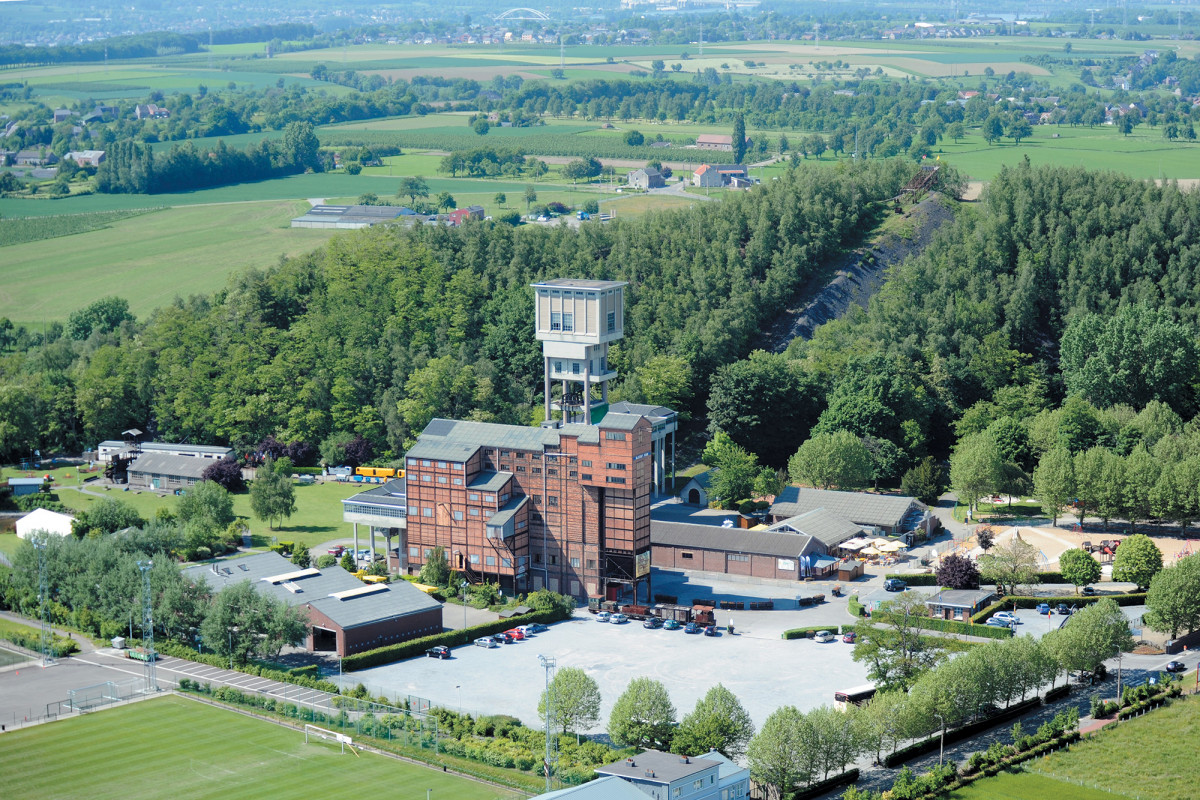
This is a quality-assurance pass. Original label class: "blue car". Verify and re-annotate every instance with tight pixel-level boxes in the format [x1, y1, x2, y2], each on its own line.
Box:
[685, 622, 701, 634]
[1036, 603, 1051, 615]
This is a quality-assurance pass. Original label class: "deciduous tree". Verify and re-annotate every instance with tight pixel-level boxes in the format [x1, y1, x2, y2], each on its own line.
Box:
[977, 536, 1041, 596]
[249, 456, 296, 530]
[788, 430, 872, 490]
[673, 684, 756, 760]
[1058, 548, 1100, 594]
[608, 677, 676, 749]
[538, 667, 601, 743]
[1144, 554, 1200, 639]
[935, 553, 980, 590]
[1111, 533, 1162, 590]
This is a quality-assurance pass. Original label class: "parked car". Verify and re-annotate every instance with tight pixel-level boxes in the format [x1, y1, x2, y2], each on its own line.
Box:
[703, 625, 720, 637]
[1036, 603, 1052, 615]
[492, 632, 513, 644]
[1082, 586, 1097, 596]
[643, 617, 663, 629]
[685, 622, 701, 634]
[504, 628, 524, 641]
[529, 623, 549, 633]
[516, 625, 535, 637]
[1166, 661, 1187, 673]
[1055, 604, 1073, 615]
[611, 613, 629, 624]
[992, 611, 1020, 625]
[426, 645, 450, 659]
[663, 619, 682, 631]
[883, 578, 907, 592]
[986, 617, 1014, 628]
[595, 611, 611, 623]
[327, 545, 345, 557]
[813, 630, 836, 643]
[842, 632, 857, 644]
[474, 637, 497, 648]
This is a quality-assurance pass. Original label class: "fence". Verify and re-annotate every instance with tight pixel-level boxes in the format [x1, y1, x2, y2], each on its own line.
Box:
[66, 678, 145, 711]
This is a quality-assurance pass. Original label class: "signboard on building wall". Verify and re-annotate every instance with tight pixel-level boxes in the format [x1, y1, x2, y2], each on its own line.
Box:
[778, 559, 795, 571]
[635, 550, 651, 577]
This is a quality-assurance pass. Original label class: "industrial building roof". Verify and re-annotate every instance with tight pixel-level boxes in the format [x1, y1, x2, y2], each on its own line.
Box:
[342, 479, 407, 508]
[651, 520, 823, 559]
[99, 440, 235, 456]
[488, 495, 528, 528]
[532, 776, 649, 800]
[128, 452, 212, 480]
[606, 401, 677, 423]
[594, 412, 646, 431]
[766, 508, 864, 549]
[468, 471, 513, 492]
[531, 279, 627, 291]
[770, 487, 925, 530]
[182, 552, 440, 630]
[596, 749, 720, 784]
[927, 589, 995, 609]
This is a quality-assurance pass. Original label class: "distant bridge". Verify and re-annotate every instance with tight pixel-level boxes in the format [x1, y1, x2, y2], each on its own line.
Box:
[494, 7, 551, 20]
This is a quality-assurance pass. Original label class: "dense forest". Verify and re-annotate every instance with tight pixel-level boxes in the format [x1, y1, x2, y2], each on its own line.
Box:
[0, 159, 913, 461]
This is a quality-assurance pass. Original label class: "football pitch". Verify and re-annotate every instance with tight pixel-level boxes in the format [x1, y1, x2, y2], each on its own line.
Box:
[0, 695, 524, 800]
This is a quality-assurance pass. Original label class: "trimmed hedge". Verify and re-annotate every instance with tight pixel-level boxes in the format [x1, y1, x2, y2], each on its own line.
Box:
[1043, 684, 1071, 703]
[793, 768, 860, 800]
[882, 696, 1042, 768]
[782, 625, 842, 640]
[971, 592, 1147, 623]
[0, 627, 78, 658]
[886, 573, 939, 586]
[914, 616, 1013, 640]
[154, 641, 341, 693]
[848, 594, 865, 617]
[343, 607, 569, 670]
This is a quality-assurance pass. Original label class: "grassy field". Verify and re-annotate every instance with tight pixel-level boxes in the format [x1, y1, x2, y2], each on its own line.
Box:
[0, 695, 521, 800]
[947, 771, 1127, 799]
[0, 200, 336, 327]
[950, 697, 1200, 800]
[0, 532, 22, 560]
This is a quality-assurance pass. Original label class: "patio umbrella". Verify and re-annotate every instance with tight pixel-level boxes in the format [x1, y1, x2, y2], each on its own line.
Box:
[861, 546, 882, 556]
[871, 538, 892, 549]
[879, 541, 908, 552]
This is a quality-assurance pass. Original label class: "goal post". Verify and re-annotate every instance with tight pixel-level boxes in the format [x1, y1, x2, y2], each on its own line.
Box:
[304, 723, 357, 755]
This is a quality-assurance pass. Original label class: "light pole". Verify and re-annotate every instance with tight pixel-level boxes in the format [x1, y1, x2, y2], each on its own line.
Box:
[539, 654, 557, 792]
[935, 712, 946, 765]
[461, 580, 468, 641]
[1115, 644, 1124, 703]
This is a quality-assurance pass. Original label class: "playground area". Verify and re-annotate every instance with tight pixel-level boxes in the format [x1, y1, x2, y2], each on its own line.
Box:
[956, 523, 1200, 572]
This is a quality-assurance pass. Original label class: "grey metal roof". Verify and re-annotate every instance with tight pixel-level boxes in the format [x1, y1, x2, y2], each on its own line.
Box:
[682, 471, 713, 490]
[182, 552, 440, 630]
[468, 471, 513, 492]
[404, 439, 481, 462]
[414, 418, 602, 454]
[488, 495, 528, 527]
[99, 440, 234, 456]
[767, 508, 864, 549]
[596, 750, 720, 784]
[770, 487, 925, 529]
[343, 479, 407, 508]
[651, 520, 823, 559]
[533, 776, 649, 800]
[594, 412, 644, 431]
[606, 401, 677, 422]
[531, 279, 627, 291]
[928, 589, 995, 609]
[127, 452, 211, 480]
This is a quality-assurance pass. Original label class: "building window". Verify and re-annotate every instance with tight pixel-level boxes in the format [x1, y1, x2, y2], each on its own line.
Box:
[580, 474, 592, 481]
[516, 520, 527, 530]
[586, 559, 596, 569]
[549, 555, 558, 565]
[681, 552, 694, 560]
[407, 459, 418, 467]
[607, 311, 615, 332]
[562, 313, 573, 332]
[437, 461, 447, 468]
[424, 548, 433, 558]
[547, 495, 558, 506]
[486, 556, 496, 566]
[470, 554, 480, 564]
[550, 312, 562, 331]
[569, 470, 577, 478]
[600, 355, 608, 372]
[570, 557, 580, 568]
[571, 362, 580, 375]
[421, 459, 431, 466]
[469, 493, 479, 501]
[469, 508, 480, 516]
[547, 468, 558, 476]
[534, 553, 542, 564]
[606, 477, 626, 484]
[485, 495, 495, 502]
[605, 432, 626, 441]
[515, 452, 525, 459]
[531, 453, 541, 460]
[453, 511, 464, 521]
[532, 494, 541, 503]
[728, 554, 749, 562]
[453, 478, 463, 485]
[409, 547, 418, 558]
[694, 780, 704, 790]
[532, 467, 541, 474]
[452, 463, 463, 471]
[408, 505, 418, 515]
[606, 462, 626, 470]
[581, 460, 592, 467]
[516, 466, 526, 473]
[437, 476, 447, 484]
[421, 475, 432, 482]
[422, 508, 433, 517]
[502, 558, 512, 568]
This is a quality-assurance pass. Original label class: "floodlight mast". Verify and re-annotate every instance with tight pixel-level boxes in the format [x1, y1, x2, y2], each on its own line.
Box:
[33, 535, 55, 667]
[539, 654, 557, 792]
[138, 559, 157, 692]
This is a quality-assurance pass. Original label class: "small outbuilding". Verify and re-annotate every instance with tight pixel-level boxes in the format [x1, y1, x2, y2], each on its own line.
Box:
[16, 507, 75, 539]
[8, 476, 46, 497]
[926, 588, 995, 621]
[678, 471, 712, 506]
[127, 452, 212, 490]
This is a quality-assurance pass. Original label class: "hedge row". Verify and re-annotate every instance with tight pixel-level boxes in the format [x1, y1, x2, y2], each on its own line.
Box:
[848, 595, 865, 618]
[913, 616, 1012, 640]
[882, 696, 1042, 768]
[155, 641, 341, 693]
[971, 593, 1147, 623]
[782, 625, 843, 640]
[343, 607, 569, 671]
[793, 768, 859, 800]
[886, 573, 939, 586]
[0, 628, 78, 658]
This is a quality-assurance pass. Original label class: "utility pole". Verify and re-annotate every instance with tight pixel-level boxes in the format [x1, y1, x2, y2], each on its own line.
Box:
[539, 655, 557, 792]
[138, 559, 157, 692]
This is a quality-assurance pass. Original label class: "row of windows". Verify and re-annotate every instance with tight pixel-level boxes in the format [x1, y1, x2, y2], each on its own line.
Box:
[408, 459, 465, 470]
[605, 432, 626, 441]
[728, 554, 750, 562]
[606, 476, 626, 484]
[344, 503, 407, 519]
[420, 475, 464, 485]
[410, 547, 513, 569]
[606, 462, 626, 471]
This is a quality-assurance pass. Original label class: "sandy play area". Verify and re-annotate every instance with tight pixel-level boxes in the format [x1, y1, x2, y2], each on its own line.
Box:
[958, 524, 1198, 571]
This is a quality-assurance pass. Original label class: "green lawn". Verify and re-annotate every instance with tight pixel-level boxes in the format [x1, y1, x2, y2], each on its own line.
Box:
[947, 771, 1127, 799]
[0, 533, 22, 560]
[0, 695, 521, 800]
[0, 200, 335, 327]
[951, 698, 1200, 800]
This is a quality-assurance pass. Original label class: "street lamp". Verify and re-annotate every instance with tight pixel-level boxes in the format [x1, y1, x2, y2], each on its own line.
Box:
[461, 579, 469, 640]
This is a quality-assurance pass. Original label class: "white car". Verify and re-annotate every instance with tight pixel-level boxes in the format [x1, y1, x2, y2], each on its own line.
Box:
[595, 611, 611, 622]
[991, 611, 1021, 625]
[611, 613, 629, 624]
[516, 625, 535, 637]
[813, 630, 835, 643]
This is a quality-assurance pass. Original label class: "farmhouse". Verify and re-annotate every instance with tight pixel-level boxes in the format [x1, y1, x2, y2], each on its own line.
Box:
[290, 204, 412, 229]
[627, 166, 665, 189]
[693, 164, 748, 188]
[695, 133, 748, 151]
[64, 149, 105, 167]
[133, 103, 169, 119]
[15, 150, 56, 167]
[446, 205, 485, 225]
[769, 487, 934, 536]
[16, 507, 75, 539]
[183, 552, 442, 656]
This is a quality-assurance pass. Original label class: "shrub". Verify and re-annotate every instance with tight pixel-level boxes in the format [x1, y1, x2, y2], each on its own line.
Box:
[885, 573, 938, 586]
[781, 625, 840, 640]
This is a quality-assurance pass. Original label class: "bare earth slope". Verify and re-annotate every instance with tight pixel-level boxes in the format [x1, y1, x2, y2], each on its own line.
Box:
[763, 193, 956, 352]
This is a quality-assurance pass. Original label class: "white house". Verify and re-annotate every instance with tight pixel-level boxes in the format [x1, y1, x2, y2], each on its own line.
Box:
[15, 508, 75, 539]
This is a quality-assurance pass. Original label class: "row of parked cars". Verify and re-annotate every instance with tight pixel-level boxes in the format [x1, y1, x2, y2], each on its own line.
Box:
[597, 611, 723, 635]
[424, 623, 551, 658]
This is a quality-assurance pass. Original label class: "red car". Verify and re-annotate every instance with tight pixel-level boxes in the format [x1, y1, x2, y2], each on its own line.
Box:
[505, 628, 525, 641]
[327, 545, 345, 557]
[842, 632, 856, 644]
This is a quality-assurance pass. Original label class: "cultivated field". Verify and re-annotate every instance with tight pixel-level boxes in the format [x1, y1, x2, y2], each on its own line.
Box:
[0, 694, 521, 800]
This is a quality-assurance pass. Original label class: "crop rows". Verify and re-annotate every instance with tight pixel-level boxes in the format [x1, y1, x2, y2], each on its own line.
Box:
[0, 207, 163, 248]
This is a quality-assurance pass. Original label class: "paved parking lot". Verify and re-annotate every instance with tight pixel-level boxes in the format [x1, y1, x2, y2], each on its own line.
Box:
[985, 604, 1147, 640]
[332, 602, 870, 731]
